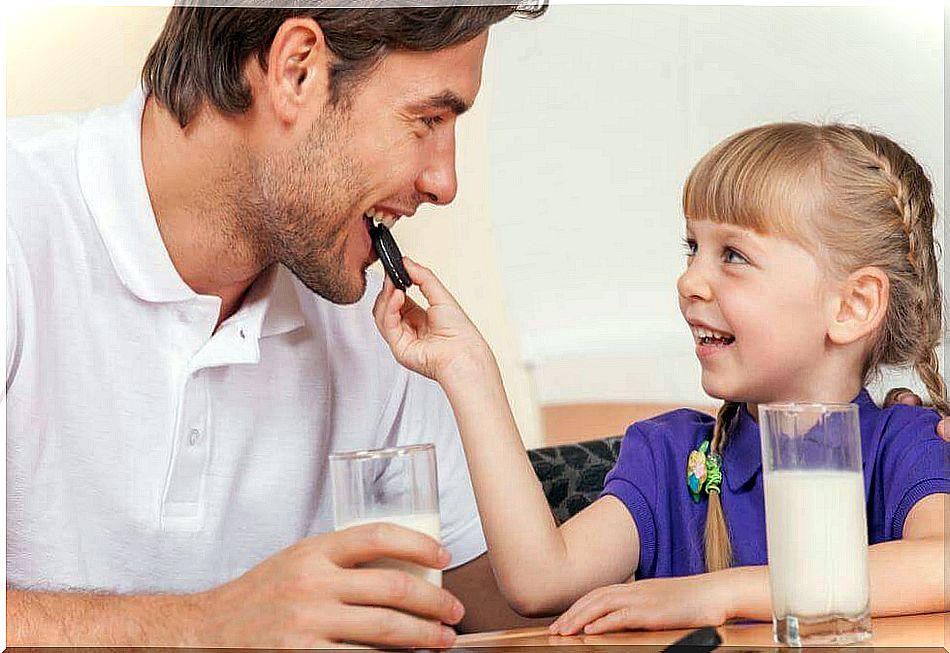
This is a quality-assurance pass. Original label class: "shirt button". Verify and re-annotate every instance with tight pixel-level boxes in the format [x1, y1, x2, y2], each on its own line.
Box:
[239, 328, 246, 339]
[188, 428, 202, 446]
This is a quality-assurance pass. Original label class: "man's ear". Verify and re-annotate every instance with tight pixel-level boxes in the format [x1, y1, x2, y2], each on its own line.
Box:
[827, 267, 889, 346]
[262, 17, 332, 126]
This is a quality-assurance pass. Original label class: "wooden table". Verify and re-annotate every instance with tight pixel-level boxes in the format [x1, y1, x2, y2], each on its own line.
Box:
[455, 612, 947, 650]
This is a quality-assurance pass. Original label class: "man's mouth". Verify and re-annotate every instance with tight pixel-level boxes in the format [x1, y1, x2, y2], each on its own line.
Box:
[364, 207, 399, 229]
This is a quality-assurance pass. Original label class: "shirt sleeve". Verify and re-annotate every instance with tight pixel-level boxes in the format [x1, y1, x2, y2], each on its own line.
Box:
[874, 406, 950, 539]
[6, 225, 26, 391]
[600, 421, 659, 577]
[387, 371, 487, 569]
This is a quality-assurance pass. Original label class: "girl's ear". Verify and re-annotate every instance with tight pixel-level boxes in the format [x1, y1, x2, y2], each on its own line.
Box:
[827, 267, 889, 346]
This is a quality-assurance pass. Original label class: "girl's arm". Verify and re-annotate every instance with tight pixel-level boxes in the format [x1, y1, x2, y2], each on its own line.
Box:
[550, 492, 947, 634]
[373, 262, 639, 616]
[442, 350, 639, 615]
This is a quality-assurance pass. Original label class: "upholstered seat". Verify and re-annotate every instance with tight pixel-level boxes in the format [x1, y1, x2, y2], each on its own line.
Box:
[527, 436, 622, 523]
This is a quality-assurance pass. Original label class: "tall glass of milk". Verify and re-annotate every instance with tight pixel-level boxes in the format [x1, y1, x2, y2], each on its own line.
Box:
[329, 443, 443, 586]
[759, 402, 871, 646]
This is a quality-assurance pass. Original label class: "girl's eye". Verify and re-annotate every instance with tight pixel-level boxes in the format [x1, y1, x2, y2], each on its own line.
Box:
[682, 237, 697, 257]
[724, 247, 749, 264]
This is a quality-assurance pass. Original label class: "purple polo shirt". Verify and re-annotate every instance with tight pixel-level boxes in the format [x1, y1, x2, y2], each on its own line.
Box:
[601, 389, 950, 579]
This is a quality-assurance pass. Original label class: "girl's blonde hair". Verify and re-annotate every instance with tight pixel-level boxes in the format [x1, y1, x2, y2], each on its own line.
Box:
[682, 123, 948, 572]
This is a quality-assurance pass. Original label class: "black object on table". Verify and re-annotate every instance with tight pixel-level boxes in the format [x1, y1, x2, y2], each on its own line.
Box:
[660, 626, 722, 653]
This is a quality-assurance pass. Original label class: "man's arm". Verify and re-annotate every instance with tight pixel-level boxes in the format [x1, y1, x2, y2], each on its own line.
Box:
[7, 590, 202, 645]
[444, 553, 555, 633]
[8, 524, 462, 647]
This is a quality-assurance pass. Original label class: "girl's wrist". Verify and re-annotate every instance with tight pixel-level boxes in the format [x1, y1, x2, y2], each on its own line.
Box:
[715, 565, 771, 621]
[438, 342, 498, 388]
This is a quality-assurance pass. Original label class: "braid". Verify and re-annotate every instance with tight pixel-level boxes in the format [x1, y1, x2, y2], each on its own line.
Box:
[916, 350, 950, 416]
[850, 129, 947, 416]
[704, 401, 740, 572]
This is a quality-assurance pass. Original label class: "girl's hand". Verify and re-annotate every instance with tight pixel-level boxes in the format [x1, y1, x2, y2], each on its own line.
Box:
[372, 258, 492, 385]
[548, 576, 730, 635]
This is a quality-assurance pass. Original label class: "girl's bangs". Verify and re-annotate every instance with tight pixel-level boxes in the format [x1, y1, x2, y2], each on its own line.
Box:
[682, 125, 824, 244]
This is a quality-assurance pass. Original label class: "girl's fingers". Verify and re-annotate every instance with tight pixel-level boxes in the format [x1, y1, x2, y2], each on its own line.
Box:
[550, 588, 605, 632]
[372, 275, 392, 331]
[402, 258, 462, 310]
[551, 590, 621, 635]
[582, 608, 635, 634]
[382, 288, 407, 333]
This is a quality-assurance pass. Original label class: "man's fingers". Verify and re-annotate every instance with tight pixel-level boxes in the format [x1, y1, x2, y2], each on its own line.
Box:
[337, 568, 464, 625]
[321, 522, 450, 570]
[883, 387, 922, 407]
[328, 605, 457, 649]
[402, 258, 461, 310]
[938, 417, 949, 442]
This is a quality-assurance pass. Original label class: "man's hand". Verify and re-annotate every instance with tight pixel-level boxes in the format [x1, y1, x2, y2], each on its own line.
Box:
[884, 387, 949, 442]
[193, 523, 464, 648]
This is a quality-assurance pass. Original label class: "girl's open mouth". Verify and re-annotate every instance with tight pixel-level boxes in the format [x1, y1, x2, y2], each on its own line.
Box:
[691, 326, 735, 345]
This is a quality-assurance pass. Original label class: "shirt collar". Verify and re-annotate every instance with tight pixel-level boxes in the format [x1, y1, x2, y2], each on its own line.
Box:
[77, 85, 195, 303]
[724, 388, 879, 491]
[76, 87, 305, 340]
[244, 264, 305, 340]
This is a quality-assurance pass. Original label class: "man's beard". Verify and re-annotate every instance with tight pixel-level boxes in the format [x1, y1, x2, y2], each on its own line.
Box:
[241, 118, 371, 305]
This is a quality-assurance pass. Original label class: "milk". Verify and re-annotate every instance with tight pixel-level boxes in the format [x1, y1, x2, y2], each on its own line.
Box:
[336, 511, 443, 587]
[763, 470, 869, 618]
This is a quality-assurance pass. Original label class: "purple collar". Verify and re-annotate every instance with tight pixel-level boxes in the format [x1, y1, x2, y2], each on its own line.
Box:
[723, 388, 879, 492]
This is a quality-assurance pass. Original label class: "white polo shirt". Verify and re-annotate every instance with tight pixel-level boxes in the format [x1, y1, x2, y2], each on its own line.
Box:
[6, 88, 486, 593]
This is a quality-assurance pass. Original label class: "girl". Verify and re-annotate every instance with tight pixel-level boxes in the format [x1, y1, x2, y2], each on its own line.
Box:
[372, 123, 949, 632]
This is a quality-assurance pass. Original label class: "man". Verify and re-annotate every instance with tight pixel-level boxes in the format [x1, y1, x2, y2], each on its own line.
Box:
[7, 4, 545, 647]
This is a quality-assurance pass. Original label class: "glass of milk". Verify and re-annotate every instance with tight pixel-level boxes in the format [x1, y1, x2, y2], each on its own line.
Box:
[329, 443, 443, 586]
[759, 402, 871, 646]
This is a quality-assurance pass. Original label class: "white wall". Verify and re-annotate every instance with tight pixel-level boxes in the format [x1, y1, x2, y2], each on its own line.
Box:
[6, 6, 171, 117]
[482, 4, 945, 409]
[6, 5, 945, 447]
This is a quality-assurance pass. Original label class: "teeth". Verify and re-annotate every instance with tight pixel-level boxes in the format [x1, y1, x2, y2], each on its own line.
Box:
[692, 326, 735, 343]
[365, 208, 397, 229]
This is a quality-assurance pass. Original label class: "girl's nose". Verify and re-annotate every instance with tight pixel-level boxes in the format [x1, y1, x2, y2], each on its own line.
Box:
[676, 262, 713, 302]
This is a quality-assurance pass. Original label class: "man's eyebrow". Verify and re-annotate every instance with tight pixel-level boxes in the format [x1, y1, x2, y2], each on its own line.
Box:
[408, 91, 470, 116]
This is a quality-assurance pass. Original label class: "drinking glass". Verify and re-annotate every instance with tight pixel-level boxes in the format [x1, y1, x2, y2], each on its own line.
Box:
[329, 443, 442, 586]
[759, 402, 871, 646]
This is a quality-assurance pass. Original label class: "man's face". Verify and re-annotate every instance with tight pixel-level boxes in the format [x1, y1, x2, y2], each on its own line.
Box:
[249, 32, 489, 304]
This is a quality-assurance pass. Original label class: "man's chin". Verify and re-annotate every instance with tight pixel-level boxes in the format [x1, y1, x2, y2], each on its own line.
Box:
[290, 266, 367, 305]
[323, 274, 367, 305]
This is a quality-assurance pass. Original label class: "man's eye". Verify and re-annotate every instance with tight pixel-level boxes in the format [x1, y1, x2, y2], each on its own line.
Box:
[724, 247, 749, 264]
[681, 237, 697, 257]
[420, 115, 444, 129]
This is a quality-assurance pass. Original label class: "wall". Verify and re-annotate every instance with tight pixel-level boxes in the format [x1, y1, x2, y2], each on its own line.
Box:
[7, 5, 945, 447]
[483, 4, 944, 412]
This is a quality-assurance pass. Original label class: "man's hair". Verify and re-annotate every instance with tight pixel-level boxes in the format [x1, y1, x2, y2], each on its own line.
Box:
[142, 2, 546, 128]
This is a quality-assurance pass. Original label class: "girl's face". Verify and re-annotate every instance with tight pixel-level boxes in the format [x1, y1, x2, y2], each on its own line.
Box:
[676, 219, 836, 406]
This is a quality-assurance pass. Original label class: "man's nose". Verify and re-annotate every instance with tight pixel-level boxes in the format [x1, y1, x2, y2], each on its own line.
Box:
[416, 130, 458, 206]
[676, 261, 713, 301]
